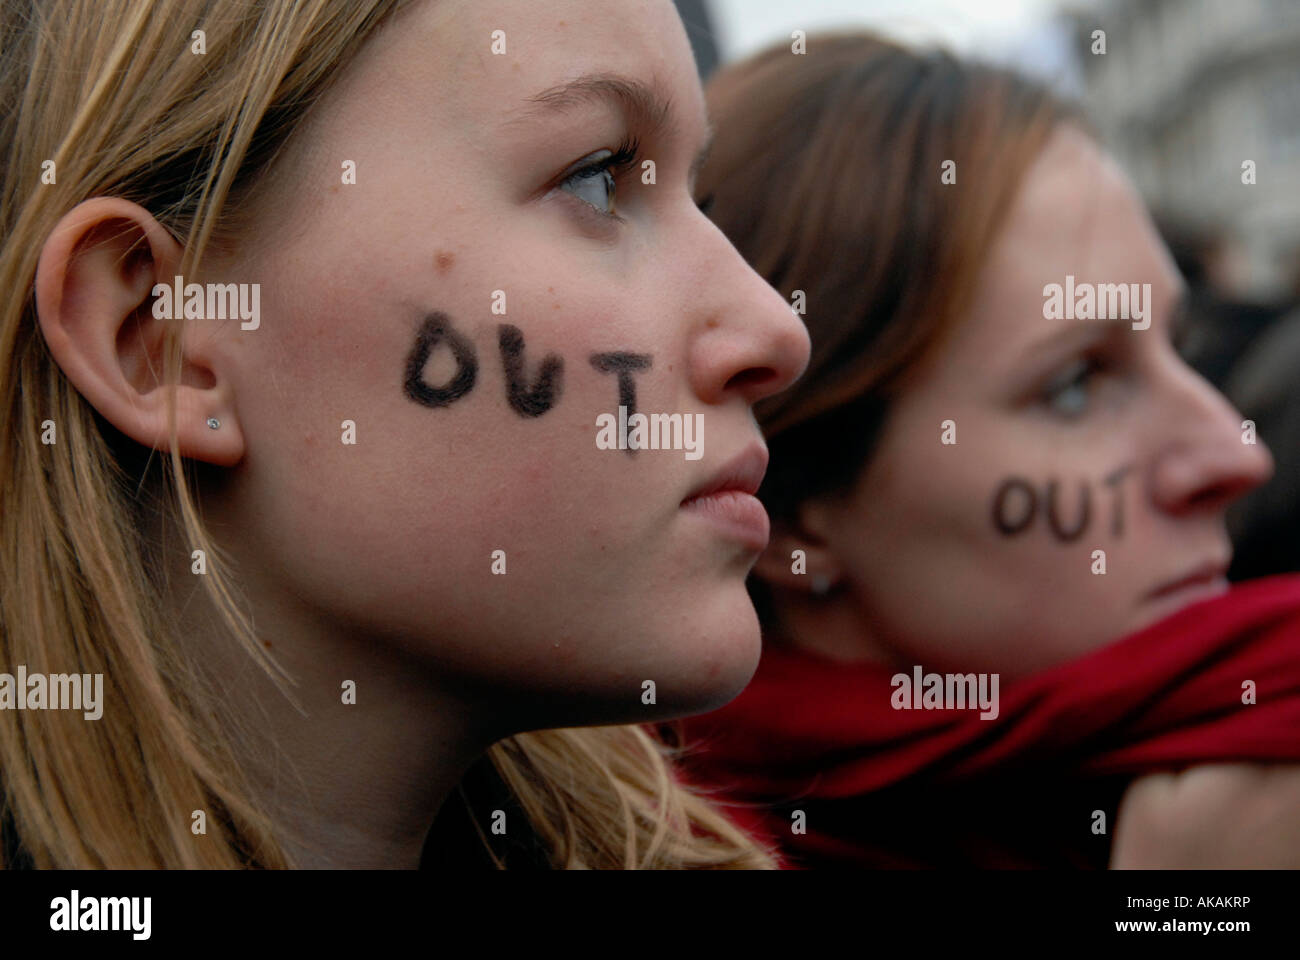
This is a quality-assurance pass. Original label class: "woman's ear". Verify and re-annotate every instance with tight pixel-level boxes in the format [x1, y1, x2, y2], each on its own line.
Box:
[752, 498, 845, 596]
[34, 197, 245, 466]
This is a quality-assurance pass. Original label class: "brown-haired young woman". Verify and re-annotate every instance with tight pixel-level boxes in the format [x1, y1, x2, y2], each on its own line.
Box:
[678, 31, 1300, 869]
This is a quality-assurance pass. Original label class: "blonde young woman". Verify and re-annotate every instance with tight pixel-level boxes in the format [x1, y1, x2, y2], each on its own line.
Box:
[0, 0, 809, 868]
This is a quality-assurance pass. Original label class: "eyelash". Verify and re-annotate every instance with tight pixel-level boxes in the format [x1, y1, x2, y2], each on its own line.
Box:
[558, 134, 641, 222]
[1042, 355, 1104, 418]
[1038, 314, 1190, 420]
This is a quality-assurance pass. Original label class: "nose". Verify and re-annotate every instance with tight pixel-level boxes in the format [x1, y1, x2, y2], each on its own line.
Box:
[683, 218, 810, 407]
[1150, 361, 1274, 515]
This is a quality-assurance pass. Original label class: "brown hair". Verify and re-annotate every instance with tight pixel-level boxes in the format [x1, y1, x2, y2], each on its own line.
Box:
[696, 32, 1081, 612]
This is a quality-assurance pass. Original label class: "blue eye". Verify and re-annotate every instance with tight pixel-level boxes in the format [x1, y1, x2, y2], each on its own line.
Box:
[1043, 357, 1098, 417]
[562, 160, 618, 215]
[558, 135, 639, 220]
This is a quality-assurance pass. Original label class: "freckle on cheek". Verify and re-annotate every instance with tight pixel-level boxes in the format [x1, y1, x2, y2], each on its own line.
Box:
[435, 250, 455, 273]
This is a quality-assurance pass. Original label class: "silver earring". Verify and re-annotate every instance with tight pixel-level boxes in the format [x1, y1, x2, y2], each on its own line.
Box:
[811, 574, 831, 596]
[206, 417, 221, 430]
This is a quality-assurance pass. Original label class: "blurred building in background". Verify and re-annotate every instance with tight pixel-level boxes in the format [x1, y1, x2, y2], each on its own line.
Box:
[1065, 0, 1300, 579]
[1067, 0, 1300, 303]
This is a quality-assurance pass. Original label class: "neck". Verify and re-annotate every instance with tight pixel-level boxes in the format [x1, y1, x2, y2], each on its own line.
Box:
[145, 495, 496, 869]
[766, 585, 902, 667]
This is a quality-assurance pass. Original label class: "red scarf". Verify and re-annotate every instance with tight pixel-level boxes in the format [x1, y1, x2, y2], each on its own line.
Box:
[676, 574, 1300, 868]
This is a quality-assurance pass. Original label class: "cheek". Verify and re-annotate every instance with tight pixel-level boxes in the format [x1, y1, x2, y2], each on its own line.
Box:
[222, 254, 755, 712]
[243, 310, 634, 593]
[844, 410, 992, 578]
[843, 425, 1139, 675]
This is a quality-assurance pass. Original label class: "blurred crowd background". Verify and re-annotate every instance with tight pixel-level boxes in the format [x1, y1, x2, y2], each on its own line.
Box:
[674, 0, 1300, 582]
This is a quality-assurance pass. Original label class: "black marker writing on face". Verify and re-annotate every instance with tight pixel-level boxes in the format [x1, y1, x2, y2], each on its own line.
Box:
[590, 352, 653, 458]
[403, 314, 654, 430]
[590, 352, 652, 418]
[991, 465, 1135, 542]
[404, 312, 477, 408]
[1044, 479, 1089, 542]
[1103, 464, 1134, 537]
[993, 477, 1036, 536]
[499, 324, 563, 417]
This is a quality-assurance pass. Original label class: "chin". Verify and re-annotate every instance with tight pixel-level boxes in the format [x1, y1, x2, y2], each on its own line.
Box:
[658, 596, 764, 717]
[1136, 578, 1232, 629]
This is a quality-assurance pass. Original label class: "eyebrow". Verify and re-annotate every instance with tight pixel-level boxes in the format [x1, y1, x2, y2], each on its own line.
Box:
[1015, 317, 1127, 369]
[505, 72, 715, 186]
[1016, 285, 1191, 367]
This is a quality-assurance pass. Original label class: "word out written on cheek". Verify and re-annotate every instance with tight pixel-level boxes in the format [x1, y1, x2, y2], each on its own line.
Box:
[991, 464, 1134, 542]
[402, 312, 652, 452]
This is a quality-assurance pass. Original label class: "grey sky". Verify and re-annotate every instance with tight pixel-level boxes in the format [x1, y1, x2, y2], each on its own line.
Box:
[707, 0, 1100, 86]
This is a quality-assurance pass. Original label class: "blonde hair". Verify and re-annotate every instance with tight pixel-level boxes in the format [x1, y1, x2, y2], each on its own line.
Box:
[0, 0, 774, 869]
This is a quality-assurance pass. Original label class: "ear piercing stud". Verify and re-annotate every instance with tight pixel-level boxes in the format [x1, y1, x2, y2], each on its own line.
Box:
[206, 417, 221, 430]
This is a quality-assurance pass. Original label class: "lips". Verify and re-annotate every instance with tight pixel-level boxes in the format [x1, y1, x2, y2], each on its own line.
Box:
[681, 443, 769, 505]
[1146, 560, 1231, 600]
[680, 443, 771, 551]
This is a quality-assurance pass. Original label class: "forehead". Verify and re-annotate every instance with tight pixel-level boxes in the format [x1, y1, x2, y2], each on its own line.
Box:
[253, 0, 707, 240]
[955, 126, 1180, 357]
[389, 0, 701, 127]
